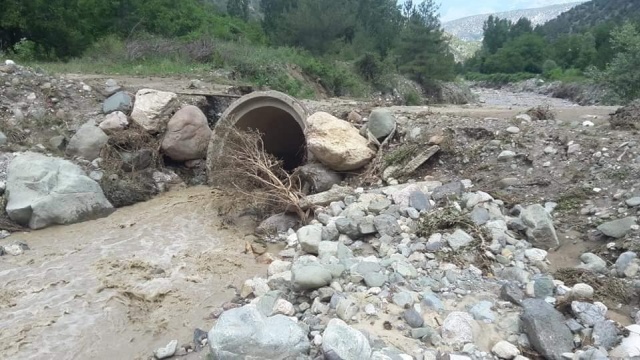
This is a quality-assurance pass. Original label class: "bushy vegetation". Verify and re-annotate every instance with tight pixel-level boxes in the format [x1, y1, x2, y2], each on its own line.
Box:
[0, 0, 457, 100]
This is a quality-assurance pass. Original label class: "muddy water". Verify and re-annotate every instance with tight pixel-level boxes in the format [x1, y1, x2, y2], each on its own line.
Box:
[0, 187, 265, 360]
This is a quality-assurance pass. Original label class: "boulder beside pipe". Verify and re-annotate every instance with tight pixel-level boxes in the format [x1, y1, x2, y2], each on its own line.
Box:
[206, 91, 309, 184]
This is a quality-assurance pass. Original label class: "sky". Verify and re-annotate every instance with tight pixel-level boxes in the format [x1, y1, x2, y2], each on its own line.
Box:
[438, 0, 582, 22]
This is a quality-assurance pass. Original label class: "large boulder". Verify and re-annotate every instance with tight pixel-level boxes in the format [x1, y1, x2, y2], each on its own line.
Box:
[208, 305, 309, 359]
[66, 120, 109, 161]
[99, 111, 129, 133]
[520, 204, 559, 249]
[597, 217, 637, 238]
[367, 109, 396, 140]
[306, 112, 375, 171]
[161, 105, 211, 161]
[521, 299, 573, 360]
[6, 152, 114, 229]
[130, 89, 178, 133]
[297, 162, 342, 193]
[322, 318, 372, 360]
[102, 91, 133, 115]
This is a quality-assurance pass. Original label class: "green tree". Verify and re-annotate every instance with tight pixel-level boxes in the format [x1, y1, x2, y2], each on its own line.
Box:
[483, 15, 511, 54]
[227, 0, 249, 21]
[396, 0, 455, 86]
[592, 22, 640, 102]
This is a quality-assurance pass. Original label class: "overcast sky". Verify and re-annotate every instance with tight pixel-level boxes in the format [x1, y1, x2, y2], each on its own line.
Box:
[438, 0, 582, 22]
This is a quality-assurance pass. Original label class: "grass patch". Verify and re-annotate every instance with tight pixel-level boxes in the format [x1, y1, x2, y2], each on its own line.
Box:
[383, 144, 420, 167]
[555, 187, 593, 212]
[31, 35, 371, 99]
[526, 104, 556, 121]
[554, 268, 632, 305]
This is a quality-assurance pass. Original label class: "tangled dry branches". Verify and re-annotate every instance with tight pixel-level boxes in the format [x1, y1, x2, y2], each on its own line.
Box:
[211, 127, 308, 223]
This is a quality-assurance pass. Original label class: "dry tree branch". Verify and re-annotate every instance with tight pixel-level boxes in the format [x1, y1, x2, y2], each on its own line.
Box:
[210, 127, 308, 224]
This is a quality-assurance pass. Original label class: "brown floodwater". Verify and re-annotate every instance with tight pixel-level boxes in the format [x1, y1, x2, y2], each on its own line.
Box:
[0, 186, 266, 360]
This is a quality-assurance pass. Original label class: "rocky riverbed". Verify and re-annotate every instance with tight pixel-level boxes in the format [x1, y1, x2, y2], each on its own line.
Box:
[2, 61, 640, 360]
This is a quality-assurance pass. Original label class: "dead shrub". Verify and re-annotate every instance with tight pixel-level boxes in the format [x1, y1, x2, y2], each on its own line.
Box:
[210, 127, 308, 223]
[526, 104, 556, 120]
[609, 100, 640, 130]
[99, 123, 161, 207]
[0, 196, 24, 232]
[126, 36, 215, 63]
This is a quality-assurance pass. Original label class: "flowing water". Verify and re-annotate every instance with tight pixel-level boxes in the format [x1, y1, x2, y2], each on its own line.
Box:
[0, 187, 266, 360]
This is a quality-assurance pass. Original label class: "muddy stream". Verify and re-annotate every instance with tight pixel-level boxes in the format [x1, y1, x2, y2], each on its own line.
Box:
[0, 187, 267, 360]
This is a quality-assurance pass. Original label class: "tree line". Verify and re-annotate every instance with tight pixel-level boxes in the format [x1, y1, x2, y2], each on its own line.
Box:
[0, 0, 457, 90]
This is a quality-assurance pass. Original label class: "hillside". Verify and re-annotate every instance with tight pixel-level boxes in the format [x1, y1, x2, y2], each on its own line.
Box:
[540, 0, 640, 38]
[443, 2, 585, 41]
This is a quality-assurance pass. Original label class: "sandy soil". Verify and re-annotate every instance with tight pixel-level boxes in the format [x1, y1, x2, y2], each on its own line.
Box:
[0, 187, 265, 360]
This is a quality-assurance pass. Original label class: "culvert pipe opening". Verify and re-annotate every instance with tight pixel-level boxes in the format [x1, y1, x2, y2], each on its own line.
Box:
[206, 91, 309, 182]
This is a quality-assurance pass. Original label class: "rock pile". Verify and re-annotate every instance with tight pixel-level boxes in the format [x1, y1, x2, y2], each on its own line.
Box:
[185, 179, 640, 359]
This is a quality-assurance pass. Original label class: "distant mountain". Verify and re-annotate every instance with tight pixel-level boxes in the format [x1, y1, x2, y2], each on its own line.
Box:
[540, 0, 640, 38]
[443, 2, 586, 41]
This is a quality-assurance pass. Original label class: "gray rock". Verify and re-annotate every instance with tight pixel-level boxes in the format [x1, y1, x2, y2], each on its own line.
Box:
[404, 308, 424, 328]
[469, 301, 495, 322]
[392, 291, 414, 308]
[322, 318, 372, 360]
[592, 320, 619, 349]
[572, 301, 607, 326]
[431, 182, 464, 201]
[336, 298, 359, 321]
[578, 253, 608, 273]
[498, 150, 516, 162]
[409, 191, 431, 211]
[66, 121, 109, 161]
[256, 213, 299, 236]
[120, 149, 153, 172]
[422, 292, 444, 311]
[292, 265, 332, 290]
[154, 340, 178, 359]
[578, 348, 609, 360]
[368, 198, 392, 214]
[498, 267, 531, 284]
[521, 299, 573, 360]
[298, 225, 322, 255]
[374, 214, 400, 236]
[0, 131, 7, 146]
[533, 275, 555, 298]
[298, 163, 342, 193]
[566, 318, 584, 333]
[6, 152, 114, 229]
[364, 272, 387, 287]
[322, 222, 340, 241]
[336, 217, 361, 238]
[441, 311, 475, 344]
[103, 91, 133, 114]
[469, 207, 490, 225]
[446, 229, 474, 250]
[520, 204, 559, 249]
[2, 241, 29, 256]
[49, 135, 67, 151]
[368, 109, 396, 140]
[626, 197, 640, 207]
[208, 305, 310, 359]
[357, 216, 377, 235]
[598, 217, 637, 238]
[615, 251, 638, 277]
[410, 327, 434, 340]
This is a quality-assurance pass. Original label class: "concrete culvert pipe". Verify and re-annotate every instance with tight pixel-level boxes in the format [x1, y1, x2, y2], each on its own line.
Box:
[206, 91, 309, 183]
